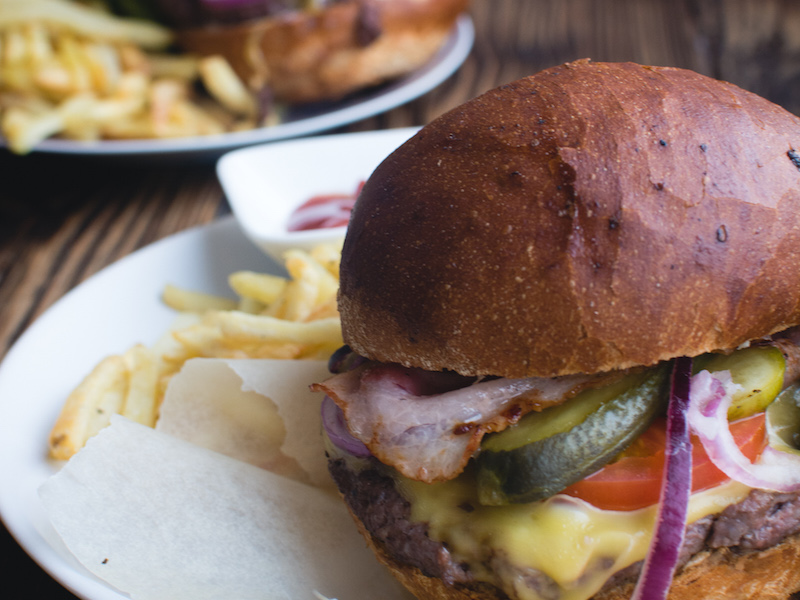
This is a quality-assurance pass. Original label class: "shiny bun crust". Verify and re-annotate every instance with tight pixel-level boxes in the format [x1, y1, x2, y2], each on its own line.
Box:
[338, 60, 800, 378]
[175, 0, 468, 104]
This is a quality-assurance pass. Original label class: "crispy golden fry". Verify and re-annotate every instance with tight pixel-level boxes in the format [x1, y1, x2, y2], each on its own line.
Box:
[162, 284, 238, 313]
[0, 2, 259, 153]
[262, 250, 339, 321]
[287, 250, 339, 303]
[1, 86, 147, 151]
[228, 271, 288, 306]
[121, 345, 159, 427]
[0, 0, 172, 49]
[305, 295, 340, 321]
[198, 55, 258, 118]
[211, 311, 343, 346]
[1, 103, 62, 153]
[236, 295, 264, 314]
[48, 243, 343, 459]
[310, 242, 344, 277]
[80, 40, 122, 95]
[48, 355, 128, 460]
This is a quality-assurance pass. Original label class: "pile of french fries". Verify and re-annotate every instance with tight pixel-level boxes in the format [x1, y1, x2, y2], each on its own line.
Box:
[48, 244, 344, 460]
[0, 0, 267, 153]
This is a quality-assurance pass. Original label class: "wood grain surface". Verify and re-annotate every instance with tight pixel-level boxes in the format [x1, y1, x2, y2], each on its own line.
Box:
[2, 0, 800, 598]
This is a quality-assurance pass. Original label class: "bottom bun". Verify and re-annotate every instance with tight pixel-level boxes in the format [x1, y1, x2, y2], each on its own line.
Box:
[330, 457, 800, 600]
[595, 533, 800, 600]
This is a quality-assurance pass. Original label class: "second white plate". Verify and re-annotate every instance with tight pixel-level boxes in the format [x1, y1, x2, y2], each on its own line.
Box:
[12, 16, 473, 160]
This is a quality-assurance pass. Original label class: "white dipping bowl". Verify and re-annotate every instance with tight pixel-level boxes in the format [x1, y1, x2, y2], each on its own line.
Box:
[217, 127, 419, 263]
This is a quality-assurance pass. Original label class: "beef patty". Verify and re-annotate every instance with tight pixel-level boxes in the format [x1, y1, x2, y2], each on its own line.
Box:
[329, 457, 800, 598]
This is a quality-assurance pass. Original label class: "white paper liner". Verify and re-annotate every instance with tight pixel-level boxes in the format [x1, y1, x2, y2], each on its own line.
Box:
[40, 416, 411, 600]
[156, 358, 333, 488]
[39, 358, 414, 600]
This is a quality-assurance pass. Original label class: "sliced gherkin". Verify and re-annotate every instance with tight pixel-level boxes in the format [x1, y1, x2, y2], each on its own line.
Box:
[767, 383, 800, 455]
[476, 366, 668, 506]
[699, 345, 785, 421]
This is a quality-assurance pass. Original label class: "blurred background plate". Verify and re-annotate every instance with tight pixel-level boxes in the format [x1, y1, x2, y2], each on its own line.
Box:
[4, 15, 473, 160]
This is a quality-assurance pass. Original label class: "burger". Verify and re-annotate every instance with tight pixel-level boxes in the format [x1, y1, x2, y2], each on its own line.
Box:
[134, 0, 469, 104]
[313, 60, 800, 600]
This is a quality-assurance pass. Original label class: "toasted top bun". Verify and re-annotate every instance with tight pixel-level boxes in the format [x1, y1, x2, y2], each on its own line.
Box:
[339, 60, 800, 379]
[175, 0, 468, 104]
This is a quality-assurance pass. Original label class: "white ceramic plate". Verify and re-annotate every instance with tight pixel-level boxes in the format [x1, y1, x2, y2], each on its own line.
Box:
[218, 126, 418, 262]
[0, 217, 278, 600]
[11, 16, 473, 160]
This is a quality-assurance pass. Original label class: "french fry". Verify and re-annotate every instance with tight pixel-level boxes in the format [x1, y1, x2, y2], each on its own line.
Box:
[262, 250, 339, 322]
[228, 271, 288, 306]
[198, 55, 257, 118]
[48, 355, 128, 460]
[236, 295, 264, 314]
[170, 320, 229, 358]
[81, 40, 122, 96]
[0, 0, 173, 49]
[162, 284, 238, 313]
[0, 2, 268, 152]
[211, 311, 343, 347]
[2, 27, 34, 91]
[310, 243, 343, 277]
[49, 242, 344, 458]
[305, 295, 340, 321]
[121, 345, 159, 427]
[276, 278, 318, 322]
[285, 249, 339, 302]
[34, 63, 77, 97]
[1, 103, 63, 153]
[22, 21, 52, 66]
[145, 92, 227, 138]
[55, 33, 92, 94]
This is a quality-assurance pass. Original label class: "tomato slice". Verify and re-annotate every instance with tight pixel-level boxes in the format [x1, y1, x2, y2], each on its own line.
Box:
[561, 412, 767, 511]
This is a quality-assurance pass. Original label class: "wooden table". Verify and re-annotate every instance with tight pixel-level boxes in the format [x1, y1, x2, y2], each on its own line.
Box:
[3, 0, 800, 597]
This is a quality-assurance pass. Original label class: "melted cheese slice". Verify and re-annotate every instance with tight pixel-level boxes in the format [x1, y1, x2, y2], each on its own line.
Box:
[398, 473, 751, 600]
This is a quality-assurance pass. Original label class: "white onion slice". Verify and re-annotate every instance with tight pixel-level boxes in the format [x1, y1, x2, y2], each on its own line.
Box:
[688, 369, 800, 492]
[631, 356, 693, 600]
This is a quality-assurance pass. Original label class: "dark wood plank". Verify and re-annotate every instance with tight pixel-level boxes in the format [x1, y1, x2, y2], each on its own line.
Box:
[0, 155, 224, 358]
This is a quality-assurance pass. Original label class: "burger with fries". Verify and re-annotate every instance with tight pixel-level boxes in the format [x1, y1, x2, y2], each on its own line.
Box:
[0, 0, 467, 153]
[313, 60, 800, 600]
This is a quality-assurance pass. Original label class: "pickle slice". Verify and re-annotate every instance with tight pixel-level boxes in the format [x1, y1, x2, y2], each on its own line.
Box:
[700, 345, 785, 421]
[767, 383, 800, 454]
[476, 366, 668, 506]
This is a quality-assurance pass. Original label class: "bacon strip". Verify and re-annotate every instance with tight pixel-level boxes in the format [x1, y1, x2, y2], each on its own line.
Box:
[316, 328, 800, 484]
[313, 362, 615, 482]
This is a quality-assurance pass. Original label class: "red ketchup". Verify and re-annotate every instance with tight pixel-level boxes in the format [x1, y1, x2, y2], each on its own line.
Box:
[286, 181, 365, 232]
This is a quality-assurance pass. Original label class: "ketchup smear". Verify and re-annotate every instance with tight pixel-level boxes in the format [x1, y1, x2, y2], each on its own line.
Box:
[286, 181, 365, 232]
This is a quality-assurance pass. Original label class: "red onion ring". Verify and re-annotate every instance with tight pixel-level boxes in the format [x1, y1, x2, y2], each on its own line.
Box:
[327, 345, 366, 374]
[688, 370, 800, 492]
[321, 395, 371, 457]
[631, 357, 693, 600]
